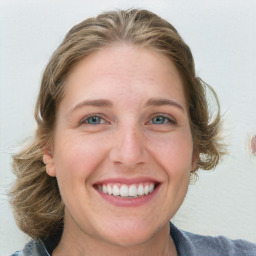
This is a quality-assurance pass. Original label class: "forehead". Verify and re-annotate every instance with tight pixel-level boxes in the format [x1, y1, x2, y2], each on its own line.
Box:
[61, 44, 187, 110]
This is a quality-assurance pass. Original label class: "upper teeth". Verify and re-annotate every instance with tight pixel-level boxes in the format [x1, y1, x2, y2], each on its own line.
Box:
[98, 183, 155, 198]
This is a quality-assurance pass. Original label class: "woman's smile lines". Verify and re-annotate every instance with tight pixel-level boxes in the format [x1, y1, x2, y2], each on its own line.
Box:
[97, 182, 155, 198]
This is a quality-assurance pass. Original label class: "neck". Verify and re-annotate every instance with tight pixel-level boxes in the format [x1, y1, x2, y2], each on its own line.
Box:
[52, 222, 177, 256]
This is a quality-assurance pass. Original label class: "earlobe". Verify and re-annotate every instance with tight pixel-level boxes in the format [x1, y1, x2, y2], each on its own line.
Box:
[42, 147, 56, 177]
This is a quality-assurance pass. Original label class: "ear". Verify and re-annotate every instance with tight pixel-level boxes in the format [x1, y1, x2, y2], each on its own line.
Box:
[191, 149, 199, 172]
[42, 146, 56, 177]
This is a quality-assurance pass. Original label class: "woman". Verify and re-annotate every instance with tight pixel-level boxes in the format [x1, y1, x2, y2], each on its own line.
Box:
[10, 9, 256, 256]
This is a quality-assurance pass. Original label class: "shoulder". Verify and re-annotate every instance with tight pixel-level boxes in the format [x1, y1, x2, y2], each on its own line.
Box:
[10, 240, 49, 256]
[170, 222, 256, 256]
[184, 231, 256, 256]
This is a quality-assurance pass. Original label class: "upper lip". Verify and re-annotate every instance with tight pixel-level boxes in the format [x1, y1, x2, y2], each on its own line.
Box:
[94, 177, 161, 185]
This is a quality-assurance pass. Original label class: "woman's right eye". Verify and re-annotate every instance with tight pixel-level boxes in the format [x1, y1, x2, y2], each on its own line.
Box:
[82, 115, 107, 125]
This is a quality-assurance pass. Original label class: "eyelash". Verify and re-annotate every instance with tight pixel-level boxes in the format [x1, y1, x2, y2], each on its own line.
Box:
[80, 114, 107, 125]
[80, 113, 176, 126]
[147, 114, 176, 125]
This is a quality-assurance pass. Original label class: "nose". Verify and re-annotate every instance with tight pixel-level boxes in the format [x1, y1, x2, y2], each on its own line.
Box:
[109, 126, 148, 169]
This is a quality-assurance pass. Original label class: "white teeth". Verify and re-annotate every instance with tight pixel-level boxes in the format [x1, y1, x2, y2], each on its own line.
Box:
[149, 183, 154, 193]
[144, 184, 149, 195]
[128, 184, 137, 197]
[99, 182, 156, 198]
[107, 184, 112, 195]
[113, 184, 119, 196]
[137, 184, 144, 196]
[120, 185, 129, 197]
[102, 184, 107, 194]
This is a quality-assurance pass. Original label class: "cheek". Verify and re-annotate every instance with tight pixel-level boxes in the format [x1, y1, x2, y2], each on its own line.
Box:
[53, 133, 108, 182]
[147, 130, 194, 174]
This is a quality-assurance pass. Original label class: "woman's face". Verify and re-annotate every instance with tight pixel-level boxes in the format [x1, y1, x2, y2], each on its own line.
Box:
[45, 44, 197, 246]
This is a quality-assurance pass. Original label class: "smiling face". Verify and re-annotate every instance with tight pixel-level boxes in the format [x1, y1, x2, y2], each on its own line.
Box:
[44, 44, 197, 247]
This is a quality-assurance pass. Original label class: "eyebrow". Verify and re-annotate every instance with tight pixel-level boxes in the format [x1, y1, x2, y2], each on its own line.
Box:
[68, 99, 113, 116]
[67, 97, 184, 117]
[145, 98, 185, 112]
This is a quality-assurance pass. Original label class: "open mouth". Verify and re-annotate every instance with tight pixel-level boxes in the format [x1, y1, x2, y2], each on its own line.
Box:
[96, 182, 158, 198]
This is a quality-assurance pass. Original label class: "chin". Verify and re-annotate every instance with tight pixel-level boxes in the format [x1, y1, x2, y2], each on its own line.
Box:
[106, 231, 153, 247]
[99, 221, 161, 247]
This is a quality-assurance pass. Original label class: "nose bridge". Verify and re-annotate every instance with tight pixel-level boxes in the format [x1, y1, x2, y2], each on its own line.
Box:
[110, 122, 146, 168]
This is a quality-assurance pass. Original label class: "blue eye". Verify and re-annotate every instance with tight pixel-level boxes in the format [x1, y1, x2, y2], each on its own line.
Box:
[85, 115, 104, 125]
[151, 115, 174, 125]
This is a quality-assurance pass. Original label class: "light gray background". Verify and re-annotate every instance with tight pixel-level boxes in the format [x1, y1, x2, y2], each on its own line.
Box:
[1, 1, 256, 255]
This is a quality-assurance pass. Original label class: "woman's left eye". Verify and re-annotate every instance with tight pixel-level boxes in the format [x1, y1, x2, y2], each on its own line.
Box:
[83, 115, 106, 125]
[150, 115, 175, 125]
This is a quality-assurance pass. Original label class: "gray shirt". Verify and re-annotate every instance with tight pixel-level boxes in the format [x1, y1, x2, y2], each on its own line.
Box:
[11, 223, 256, 256]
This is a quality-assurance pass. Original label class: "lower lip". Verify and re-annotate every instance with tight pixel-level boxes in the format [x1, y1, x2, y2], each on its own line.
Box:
[95, 185, 160, 207]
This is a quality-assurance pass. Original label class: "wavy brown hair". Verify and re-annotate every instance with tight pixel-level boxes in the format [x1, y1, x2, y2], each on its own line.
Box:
[9, 9, 225, 240]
